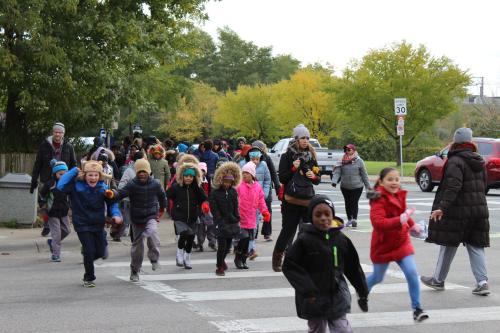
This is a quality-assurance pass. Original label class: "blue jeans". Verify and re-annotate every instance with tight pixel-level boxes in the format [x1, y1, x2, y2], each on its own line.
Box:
[367, 254, 421, 310]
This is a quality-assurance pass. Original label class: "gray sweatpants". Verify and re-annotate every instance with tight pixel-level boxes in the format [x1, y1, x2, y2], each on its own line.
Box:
[130, 219, 160, 273]
[308, 315, 352, 333]
[433, 244, 488, 284]
[48, 216, 71, 256]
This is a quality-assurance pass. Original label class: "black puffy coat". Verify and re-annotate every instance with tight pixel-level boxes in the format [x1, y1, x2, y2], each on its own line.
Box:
[116, 177, 167, 224]
[209, 187, 240, 238]
[282, 224, 368, 320]
[38, 179, 70, 218]
[426, 148, 489, 247]
[166, 182, 207, 225]
[31, 137, 76, 187]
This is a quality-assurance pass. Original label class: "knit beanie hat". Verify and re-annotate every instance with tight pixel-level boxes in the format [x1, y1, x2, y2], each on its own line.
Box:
[134, 158, 151, 174]
[53, 122, 65, 133]
[177, 143, 188, 153]
[183, 168, 196, 177]
[453, 127, 473, 144]
[252, 140, 267, 153]
[307, 195, 344, 230]
[293, 124, 310, 139]
[237, 137, 247, 144]
[50, 159, 68, 174]
[149, 144, 165, 156]
[198, 162, 208, 174]
[242, 161, 256, 179]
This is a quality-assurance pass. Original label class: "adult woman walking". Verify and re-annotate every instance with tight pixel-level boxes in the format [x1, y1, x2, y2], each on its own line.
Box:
[331, 144, 370, 227]
[420, 127, 490, 295]
[272, 124, 321, 272]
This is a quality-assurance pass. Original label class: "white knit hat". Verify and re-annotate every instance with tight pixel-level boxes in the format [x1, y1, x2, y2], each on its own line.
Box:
[293, 124, 310, 139]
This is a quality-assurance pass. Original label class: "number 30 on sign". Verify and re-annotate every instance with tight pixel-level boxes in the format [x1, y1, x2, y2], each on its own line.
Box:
[394, 98, 407, 116]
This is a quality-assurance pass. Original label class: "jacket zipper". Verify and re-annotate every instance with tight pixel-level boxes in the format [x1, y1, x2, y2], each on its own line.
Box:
[325, 233, 338, 267]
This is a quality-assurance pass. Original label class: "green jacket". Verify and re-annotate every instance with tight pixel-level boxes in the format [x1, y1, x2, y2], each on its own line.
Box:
[149, 158, 170, 188]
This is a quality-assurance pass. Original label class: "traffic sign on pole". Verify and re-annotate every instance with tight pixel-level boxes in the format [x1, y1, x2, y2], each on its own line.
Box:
[394, 98, 407, 116]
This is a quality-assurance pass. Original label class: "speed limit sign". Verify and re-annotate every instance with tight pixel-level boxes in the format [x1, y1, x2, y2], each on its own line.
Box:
[394, 98, 407, 116]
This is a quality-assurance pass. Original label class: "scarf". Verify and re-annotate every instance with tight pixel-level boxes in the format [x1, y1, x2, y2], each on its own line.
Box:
[342, 151, 358, 165]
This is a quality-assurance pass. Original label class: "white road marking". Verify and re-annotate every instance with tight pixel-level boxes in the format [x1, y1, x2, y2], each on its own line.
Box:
[116, 270, 283, 281]
[134, 282, 467, 303]
[210, 306, 500, 332]
[97, 257, 272, 268]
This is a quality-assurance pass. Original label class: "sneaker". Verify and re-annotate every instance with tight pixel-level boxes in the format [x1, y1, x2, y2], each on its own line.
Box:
[51, 255, 61, 262]
[413, 308, 429, 322]
[183, 252, 192, 270]
[130, 271, 139, 282]
[215, 266, 225, 276]
[248, 250, 259, 261]
[176, 248, 184, 267]
[264, 235, 273, 242]
[151, 261, 160, 271]
[351, 220, 358, 228]
[41, 227, 50, 237]
[83, 280, 96, 288]
[420, 276, 445, 291]
[47, 239, 53, 254]
[472, 283, 490, 296]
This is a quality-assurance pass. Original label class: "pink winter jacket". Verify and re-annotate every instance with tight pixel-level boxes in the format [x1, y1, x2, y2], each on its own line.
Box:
[237, 181, 269, 229]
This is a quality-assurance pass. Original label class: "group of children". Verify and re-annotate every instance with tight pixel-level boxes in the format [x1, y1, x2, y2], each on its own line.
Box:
[40, 147, 429, 329]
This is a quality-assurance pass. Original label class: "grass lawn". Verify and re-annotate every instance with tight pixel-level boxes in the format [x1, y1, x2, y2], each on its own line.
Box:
[364, 161, 416, 177]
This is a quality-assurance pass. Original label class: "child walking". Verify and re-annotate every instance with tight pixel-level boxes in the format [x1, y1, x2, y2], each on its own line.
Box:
[148, 144, 171, 189]
[166, 162, 209, 269]
[196, 162, 217, 252]
[209, 162, 242, 276]
[112, 158, 167, 282]
[235, 162, 270, 269]
[38, 160, 70, 262]
[283, 195, 369, 333]
[366, 167, 429, 322]
[57, 161, 122, 287]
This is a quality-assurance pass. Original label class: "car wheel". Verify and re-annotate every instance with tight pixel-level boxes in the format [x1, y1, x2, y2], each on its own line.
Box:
[418, 169, 434, 192]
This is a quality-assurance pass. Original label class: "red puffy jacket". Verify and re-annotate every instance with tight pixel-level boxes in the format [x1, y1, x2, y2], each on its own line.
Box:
[369, 186, 415, 264]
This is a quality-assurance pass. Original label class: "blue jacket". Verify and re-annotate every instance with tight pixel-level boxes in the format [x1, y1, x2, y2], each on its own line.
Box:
[57, 167, 121, 232]
[239, 160, 271, 197]
[201, 150, 219, 178]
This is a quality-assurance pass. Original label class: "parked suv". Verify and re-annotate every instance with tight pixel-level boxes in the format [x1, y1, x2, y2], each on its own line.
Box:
[414, 138, 500, 193]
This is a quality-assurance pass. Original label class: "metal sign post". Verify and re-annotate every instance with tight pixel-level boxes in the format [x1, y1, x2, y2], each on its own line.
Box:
[394, 98, 407, 177]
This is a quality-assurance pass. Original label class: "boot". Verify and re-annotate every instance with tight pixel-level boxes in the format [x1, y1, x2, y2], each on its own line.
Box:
[183, 251, 192, 270]
[241, 255, 249, 269]
[234, 252, 244, 269]
[222, 261, 228, 271]
[176, 248, 184, 267]
[215, 266, 225, 276]
[272, 251, 284, 272]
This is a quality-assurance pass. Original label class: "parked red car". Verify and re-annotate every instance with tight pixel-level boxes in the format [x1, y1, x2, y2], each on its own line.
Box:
[414, 138, 500, 193]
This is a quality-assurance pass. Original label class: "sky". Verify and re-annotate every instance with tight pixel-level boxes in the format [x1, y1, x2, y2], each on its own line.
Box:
[201, 0, 500, 96]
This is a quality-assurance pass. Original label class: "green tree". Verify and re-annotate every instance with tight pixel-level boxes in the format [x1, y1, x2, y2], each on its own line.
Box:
[335, 41, 470, 164]
[180, 27, 300, 91]
[215, 84, 280, 141]
[272, 67, 343, 143]
[0, 0, 208, 150]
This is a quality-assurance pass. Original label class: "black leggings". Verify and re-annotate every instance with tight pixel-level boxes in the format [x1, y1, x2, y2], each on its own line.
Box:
[340, 187, 364, 220]
[261, 195, 273, 236]
[216, 237, 233, 267]
[274, 201, 308, 253]
[178, 233, 195, 253]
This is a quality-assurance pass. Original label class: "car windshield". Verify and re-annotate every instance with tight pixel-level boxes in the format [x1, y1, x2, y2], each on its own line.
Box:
[309, 140, 320, 148]
[476, 142, 493, 156]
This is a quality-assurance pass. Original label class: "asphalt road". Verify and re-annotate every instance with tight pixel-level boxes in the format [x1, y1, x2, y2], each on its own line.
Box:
[1, 182, 499, 333]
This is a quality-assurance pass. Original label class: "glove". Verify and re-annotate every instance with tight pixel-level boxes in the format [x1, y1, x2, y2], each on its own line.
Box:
[400, 207, 416, 224]
[30, 182, 38, 194]
[104, 189, 115, 199]
[158, 207, 165, 220]
[262, 211, 271, 222]
[201, 201, 210, 215]
[358, 297, 368, 312]
[41, 214, 49, 223]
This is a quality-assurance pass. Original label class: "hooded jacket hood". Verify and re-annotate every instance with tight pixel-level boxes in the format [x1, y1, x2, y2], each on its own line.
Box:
[176, 162, 202, 186]
[212, 162, 242, 189]
[90, 147, 115, 162]
[177, 153, 199, 165]
[449, 149, 485, 173]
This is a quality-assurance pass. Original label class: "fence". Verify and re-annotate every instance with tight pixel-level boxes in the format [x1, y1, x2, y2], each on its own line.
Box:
[0, 153, 37, 178]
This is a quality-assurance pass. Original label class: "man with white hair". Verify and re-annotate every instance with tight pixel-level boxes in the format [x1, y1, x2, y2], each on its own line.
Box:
[31, 122, 77, 236]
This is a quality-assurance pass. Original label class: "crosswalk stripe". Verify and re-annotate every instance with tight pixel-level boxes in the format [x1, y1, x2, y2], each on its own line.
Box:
[209, 306, 500, 332]
[135, 282, 467, 303]
[116, 270, 282, 281]
[96, 257, 273, 268]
